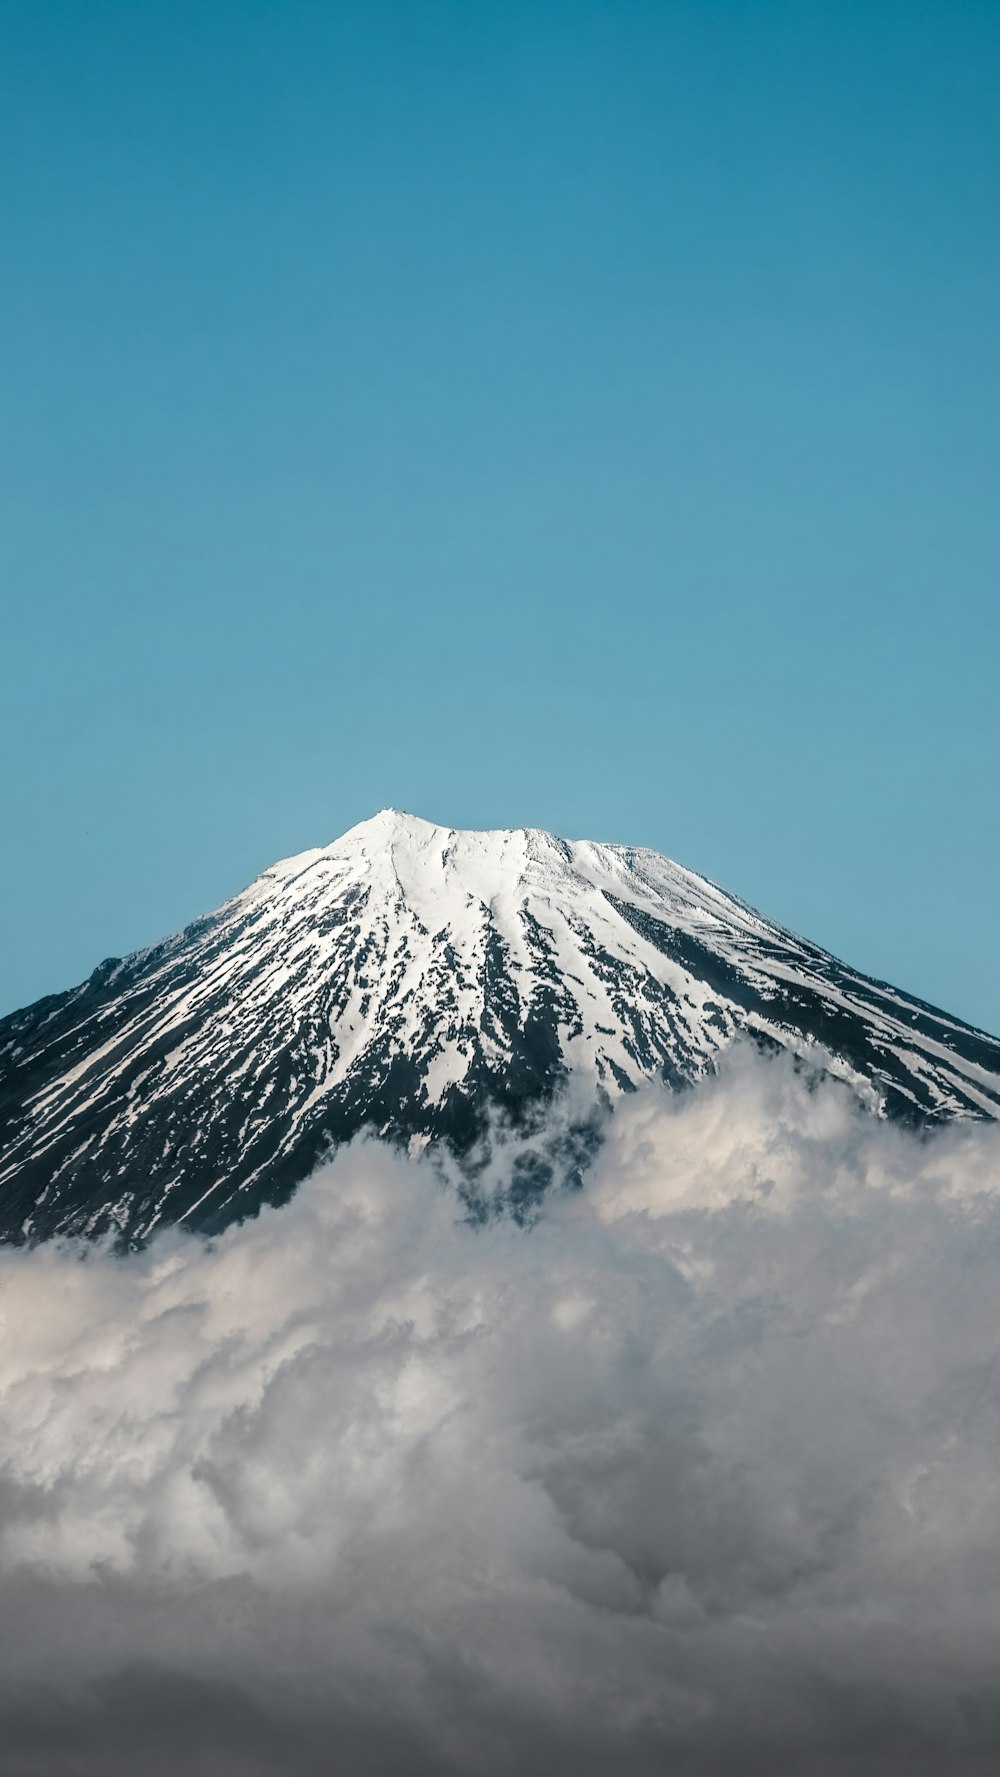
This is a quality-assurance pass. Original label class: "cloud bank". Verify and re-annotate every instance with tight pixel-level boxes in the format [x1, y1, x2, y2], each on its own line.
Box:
[1, 1049, 1000, 1775]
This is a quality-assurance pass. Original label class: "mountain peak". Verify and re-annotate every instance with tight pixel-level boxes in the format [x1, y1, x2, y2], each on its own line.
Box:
[351, 805, 433, 832]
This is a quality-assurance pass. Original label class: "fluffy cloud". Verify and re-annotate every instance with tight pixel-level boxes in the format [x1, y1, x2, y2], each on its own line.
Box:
[1, 1048, 1000, 1775]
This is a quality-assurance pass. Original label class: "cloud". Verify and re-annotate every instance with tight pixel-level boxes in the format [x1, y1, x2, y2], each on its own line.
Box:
[1, 1047, 999, 1774]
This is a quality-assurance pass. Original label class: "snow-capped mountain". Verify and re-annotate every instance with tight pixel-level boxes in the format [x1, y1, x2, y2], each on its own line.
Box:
[2, 809, 999, 1244]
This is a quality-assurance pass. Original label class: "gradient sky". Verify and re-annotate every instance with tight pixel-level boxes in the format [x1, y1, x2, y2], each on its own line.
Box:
[2, 0, 998, 1031]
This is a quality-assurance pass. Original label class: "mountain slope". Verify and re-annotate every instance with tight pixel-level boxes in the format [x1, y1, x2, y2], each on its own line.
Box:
[2, 809, 999, 1243]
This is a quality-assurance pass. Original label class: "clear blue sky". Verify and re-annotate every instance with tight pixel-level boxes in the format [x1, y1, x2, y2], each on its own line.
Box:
[2, 0, 998, 1032]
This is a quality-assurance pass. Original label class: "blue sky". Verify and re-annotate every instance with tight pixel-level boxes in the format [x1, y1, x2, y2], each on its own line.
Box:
[2, 0, 998, 1031]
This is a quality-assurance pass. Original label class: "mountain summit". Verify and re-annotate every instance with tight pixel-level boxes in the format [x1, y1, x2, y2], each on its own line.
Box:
[2, 809, 999, 1243]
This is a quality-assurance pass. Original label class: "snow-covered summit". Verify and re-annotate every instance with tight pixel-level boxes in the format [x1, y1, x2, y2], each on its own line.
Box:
[247, 808, 753, 949]
[2, 813, 999, 1244]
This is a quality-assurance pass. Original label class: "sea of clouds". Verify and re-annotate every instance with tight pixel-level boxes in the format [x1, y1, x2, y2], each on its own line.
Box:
[1, 1046, 1000, 1775]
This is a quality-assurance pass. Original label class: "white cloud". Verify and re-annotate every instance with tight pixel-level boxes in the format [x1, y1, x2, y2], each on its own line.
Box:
[1, 1048, 999, 1774]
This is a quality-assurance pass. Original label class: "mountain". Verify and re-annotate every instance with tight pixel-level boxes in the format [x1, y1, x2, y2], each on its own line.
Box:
[1, 809, 999, 1244]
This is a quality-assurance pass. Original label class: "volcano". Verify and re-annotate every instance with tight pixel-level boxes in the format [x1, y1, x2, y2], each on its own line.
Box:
[2, 809, 998, 1243]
